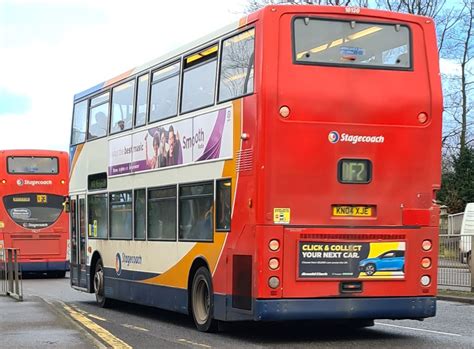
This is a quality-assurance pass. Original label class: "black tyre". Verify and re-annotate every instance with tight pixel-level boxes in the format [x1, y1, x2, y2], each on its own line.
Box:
[191, 267, 218, 332]
[364, 263, 376, 276]
[94, 259, 113, 308]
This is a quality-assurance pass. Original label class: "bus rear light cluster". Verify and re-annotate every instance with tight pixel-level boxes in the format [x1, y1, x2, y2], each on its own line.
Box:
[269, 239, 280, 251]
[421, 257, 432, 269]
[268, 258, 279, 270]
[60, 180, 66, 185]
[1, 179, 6, 184]
[422, 240, 432, 251]
[420, 275, 431, 286]
[268, 276, 280, 289]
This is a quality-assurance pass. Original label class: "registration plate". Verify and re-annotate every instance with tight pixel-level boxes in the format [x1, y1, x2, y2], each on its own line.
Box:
[333, 206, 372, 217]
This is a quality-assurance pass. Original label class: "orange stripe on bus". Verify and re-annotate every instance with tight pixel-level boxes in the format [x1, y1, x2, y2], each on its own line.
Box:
[105, 69, 134, 88]
[70, 144, 84, 177]
[140, 100, 243, 289]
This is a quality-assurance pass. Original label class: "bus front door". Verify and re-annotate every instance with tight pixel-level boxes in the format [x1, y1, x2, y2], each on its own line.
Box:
[70, 195, 87, 289]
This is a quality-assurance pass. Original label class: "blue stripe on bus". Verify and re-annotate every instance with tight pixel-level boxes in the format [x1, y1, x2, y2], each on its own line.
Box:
[20, 261, 69, 272]
[96, 268, 435, 322]
[103, 267, 159, 281]
[252, 297, 436, 321]
[74, 82, 106, 101]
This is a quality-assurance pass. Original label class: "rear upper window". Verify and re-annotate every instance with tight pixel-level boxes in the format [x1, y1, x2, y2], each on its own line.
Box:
[7, 156, 58, 174]
[293, 17, 411, 70]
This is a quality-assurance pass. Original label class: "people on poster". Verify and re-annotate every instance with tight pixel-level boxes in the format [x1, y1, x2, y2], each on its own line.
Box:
[167, 125, 182, 166]
[144, 125, 183, 169]
[145, 131, 160, 169]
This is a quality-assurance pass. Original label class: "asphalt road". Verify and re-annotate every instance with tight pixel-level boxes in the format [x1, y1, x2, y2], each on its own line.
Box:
[21, 274, 474, 349]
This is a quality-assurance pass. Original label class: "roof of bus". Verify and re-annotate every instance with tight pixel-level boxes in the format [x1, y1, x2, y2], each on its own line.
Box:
[0, 149, 68, 157]
[73, 4, 432, 102]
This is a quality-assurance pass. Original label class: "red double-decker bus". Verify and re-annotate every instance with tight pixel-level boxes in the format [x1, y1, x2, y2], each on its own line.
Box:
[0, 150, 69, 277]
[69, 5, 441, 331]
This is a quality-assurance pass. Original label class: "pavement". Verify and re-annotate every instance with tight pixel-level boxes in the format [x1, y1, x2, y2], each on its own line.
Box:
[0, 289, 472, 348]
[0, 294, 102, 348]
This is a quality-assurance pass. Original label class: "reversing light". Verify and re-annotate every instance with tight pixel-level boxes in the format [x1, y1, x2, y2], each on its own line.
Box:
[1, 179, 6, 184]
[422, 240, 432, 251]
[269, 258, 280, 270]
[268, 276, 280, 289]
[418, 112, 428, 124]
[269, 239, 280, 251]
[420, 275, 431, 286]
[60, 180, 65, 185]
[279, 106, 290, 118]
[421, 257, 432, 269]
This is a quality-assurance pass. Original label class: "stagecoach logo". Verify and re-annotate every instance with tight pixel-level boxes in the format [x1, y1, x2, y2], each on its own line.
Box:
[16, 179, 53, 186]
[115, 253, 122, 276]
[328, 131, 340, 143]
[328, 131, 385, 145]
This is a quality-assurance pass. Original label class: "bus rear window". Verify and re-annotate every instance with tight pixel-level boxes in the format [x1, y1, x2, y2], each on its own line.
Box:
[7, 156, 59, 174]
[293, 18, 411, 70]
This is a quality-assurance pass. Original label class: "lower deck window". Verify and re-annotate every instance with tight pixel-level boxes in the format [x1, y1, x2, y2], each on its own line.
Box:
[88, 194, 108, 238]
[148, 186, 176, 241]
[110, 191, 132, 239]
[179, 182, 213, 241]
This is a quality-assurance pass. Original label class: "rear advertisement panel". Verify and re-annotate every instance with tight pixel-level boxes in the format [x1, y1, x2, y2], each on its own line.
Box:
[298, 241, 406, 279]
[108, 107, 232, 176]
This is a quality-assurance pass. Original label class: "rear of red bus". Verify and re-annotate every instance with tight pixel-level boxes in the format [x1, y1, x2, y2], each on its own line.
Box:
[247, 6, 441, 321]
[0, 150, 69, 276]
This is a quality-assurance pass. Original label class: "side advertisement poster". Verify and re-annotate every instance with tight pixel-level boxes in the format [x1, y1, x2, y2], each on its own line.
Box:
[108, 107, 232, 176]
[298, 241, 406, 279]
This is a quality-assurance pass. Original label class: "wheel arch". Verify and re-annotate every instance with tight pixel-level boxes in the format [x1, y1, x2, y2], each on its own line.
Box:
[89, 251, 102, 293]
[187, 256, 211, 314]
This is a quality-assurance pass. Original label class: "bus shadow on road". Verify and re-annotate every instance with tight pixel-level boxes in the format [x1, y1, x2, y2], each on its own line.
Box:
[80, 299, 409, 343]
[218, 321, 408, 343]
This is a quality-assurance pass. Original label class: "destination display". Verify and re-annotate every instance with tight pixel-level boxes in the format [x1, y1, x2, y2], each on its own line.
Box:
[108, 107, 233, 176]
[298, 241, 406, 279]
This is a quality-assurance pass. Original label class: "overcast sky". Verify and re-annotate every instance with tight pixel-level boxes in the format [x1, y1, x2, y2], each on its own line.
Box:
[0, 0, 461, 152]
[0, 0, 245, 151]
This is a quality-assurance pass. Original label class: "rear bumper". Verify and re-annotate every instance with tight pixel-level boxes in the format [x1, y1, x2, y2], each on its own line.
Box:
[254, 296, 436, 321]
[20, 261, 69, 272]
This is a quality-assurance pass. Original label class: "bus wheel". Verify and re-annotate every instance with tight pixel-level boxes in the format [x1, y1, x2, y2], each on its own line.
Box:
[364, 263, 376, 276]
[94, 259, 113, 308]
[191, 267, 218, 332]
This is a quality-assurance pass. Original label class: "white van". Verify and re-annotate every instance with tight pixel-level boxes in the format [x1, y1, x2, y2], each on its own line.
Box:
[460, 203, 474, 269]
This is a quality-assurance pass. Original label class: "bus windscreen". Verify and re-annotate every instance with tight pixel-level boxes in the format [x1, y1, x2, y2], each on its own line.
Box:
[7, 156, 59, 174]
[3, 194, 64, 229]
[293, 18, 411, 69]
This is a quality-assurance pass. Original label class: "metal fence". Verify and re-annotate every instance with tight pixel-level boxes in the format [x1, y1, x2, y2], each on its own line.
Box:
[438, 234, 473, 292]
[0, 248, 23, 301]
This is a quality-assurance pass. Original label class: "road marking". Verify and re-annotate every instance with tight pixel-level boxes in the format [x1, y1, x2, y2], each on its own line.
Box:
[89, 314, 107, 322]
[63, 304, 132, 348]
[178, 338, 212, 348]
[69, 305, 107, 322]
[376, 322, 462, 337]
[122, 324, 149, 332]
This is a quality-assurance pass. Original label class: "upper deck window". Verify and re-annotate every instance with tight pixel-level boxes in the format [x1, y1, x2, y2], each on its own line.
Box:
[218, 28, 255, 103]
[110, 80, 135, 134]
[71, 100, 88, 145]
[293, 18, 411, 70]
[88, 92, 110, 140]
[7, 156, 58, 174]
[135, 74, 149, 127]
[149, 62, 180, 123]
[181, 45, 218, 114]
